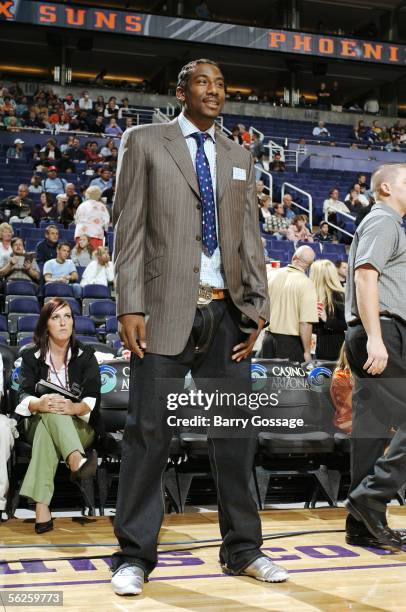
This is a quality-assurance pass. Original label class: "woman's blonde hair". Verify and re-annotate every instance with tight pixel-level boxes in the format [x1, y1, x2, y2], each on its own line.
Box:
[0, 223, 13, 241]
[310, 259, 345, 315]
[84, 185, 102, 201]
[335, 342, 352, 375]
[94, 246, 109, 262]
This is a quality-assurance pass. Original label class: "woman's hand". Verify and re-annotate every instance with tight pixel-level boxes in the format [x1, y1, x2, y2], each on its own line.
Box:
[48, 395, 77, 415]
[318, 304, 327, 322]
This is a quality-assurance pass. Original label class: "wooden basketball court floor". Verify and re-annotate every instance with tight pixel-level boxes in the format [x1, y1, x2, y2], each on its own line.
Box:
[2, 507, 406, 611]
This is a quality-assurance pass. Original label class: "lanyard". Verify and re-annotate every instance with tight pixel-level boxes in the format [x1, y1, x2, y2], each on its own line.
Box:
[49, 352, 69, 390]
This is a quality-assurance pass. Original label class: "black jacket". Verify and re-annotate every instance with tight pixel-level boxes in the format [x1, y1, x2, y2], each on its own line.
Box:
[35, 239, 57, 265]
[18, 342, 103, 434]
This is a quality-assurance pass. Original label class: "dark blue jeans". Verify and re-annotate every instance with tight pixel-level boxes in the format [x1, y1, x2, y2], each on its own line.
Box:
[112, 299, 263, 575]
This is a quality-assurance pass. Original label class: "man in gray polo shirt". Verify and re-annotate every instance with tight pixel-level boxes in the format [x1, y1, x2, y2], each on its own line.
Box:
[344, 163, 406, 551]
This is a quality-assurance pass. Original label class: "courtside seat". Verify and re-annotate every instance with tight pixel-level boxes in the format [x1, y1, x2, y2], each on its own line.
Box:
[258, 431, 334, 454]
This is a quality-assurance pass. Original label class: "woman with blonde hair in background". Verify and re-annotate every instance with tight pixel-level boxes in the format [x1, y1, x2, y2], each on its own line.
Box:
[74, 185, 110, 250]
[310, 258, 347, 360]
[0, 223, 13, 258]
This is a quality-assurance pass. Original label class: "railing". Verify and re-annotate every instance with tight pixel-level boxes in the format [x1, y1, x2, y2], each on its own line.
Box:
[153, 107, 171, 123]
[281, 182, 313, 228]
[166, 102, 176, 117]
[256, 166, 273, 200]
[324, 208, 356, 239]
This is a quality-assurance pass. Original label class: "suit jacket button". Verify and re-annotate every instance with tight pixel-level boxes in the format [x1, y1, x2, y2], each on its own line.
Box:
[196, 235, 201, 241]
[196, 204, 201, 209]
[193, 266, 199, 273]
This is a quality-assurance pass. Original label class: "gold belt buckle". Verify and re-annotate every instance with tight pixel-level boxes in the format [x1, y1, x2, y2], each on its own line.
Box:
[197, 283, 213, 306]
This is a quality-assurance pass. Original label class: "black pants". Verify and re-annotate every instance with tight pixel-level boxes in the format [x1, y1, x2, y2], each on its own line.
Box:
[346, 319, 406, 511]
[112, 299, 263, 575]
[261, 331, 304, 363]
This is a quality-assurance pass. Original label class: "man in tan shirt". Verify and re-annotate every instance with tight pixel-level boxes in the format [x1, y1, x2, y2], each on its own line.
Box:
[262, 246, 318, 362]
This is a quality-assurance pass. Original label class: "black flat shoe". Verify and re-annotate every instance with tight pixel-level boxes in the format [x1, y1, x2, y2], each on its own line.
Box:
[35, 519, 53, 534]
[345, 496, 403, 552]
[70, 449, 98, 483]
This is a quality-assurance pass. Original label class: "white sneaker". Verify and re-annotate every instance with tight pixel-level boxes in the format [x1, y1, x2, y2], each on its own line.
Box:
[241, 556, 289, 583]
[111, 563, 145, 595]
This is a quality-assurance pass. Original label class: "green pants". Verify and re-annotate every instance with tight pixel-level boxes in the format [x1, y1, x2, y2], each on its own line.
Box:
[20, 413, 95, 505]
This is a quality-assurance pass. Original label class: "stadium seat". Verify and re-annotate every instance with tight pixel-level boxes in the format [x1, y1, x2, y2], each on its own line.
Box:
[82, 285, 112, 314]
[44, 283, 74, 298]
[5, 280, 37, 296]
[8, 297, 40, 334]
[74, 316, 96, 336]
[89, 300, 116, 324]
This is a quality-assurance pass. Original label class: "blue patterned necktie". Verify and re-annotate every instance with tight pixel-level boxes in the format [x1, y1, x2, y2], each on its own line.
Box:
[191, 132, 218, 257]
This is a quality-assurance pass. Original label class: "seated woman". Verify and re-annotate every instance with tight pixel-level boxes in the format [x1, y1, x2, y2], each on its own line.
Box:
[286, 214, 313, 243]
[15, 298, 101, 533]
[80, 246, 114, 287]
[32, 192, 58, 224]
[71, 235, 93, 267]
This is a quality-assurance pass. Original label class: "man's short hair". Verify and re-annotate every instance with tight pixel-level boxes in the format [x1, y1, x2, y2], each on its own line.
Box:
[320, 221, 329, 229]
[11, 237, 23, 248]
[371, 163, 406, 199]
[335, 259, 345, 268]
[45, 224, 58, 234]
[57, 241, 70, 250]
[177, 59, 221, 93]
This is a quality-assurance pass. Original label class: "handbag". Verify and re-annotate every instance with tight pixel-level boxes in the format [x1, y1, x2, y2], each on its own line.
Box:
[35, 379, 82, 401]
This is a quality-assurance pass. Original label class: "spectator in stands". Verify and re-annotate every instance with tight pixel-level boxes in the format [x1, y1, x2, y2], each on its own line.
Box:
[0, 237, 40, 283]
[84, 141, 103, 164]
[229, 125, 243, 145]
[74, 186, 110, 249]
[118, 98, 131, 120]
[357, 174, 368, 193]
[269, 152, 285, 172]
[330, 343, 353, 434]
[258, 195, 272, 225]
[256, 179, 267, 205]
[335, 260, 348, 287]
[353, 120, 368, 142]
[101, 177, 115, 206]
[238, 124, 251, 147]
[345, 191, 366, 221]
[78, 91, 93, 111]
[330, 81, 342, 112]
[28, 175, 43, 194]
[94, 95, 105, 115]
[36, 225, 59, 265]
[5, 116, 22, 133]
[100, 138, 115, 159]
[67, 137, 86, 163]
[6, 138, 26, 160]
[71, 235, 93, 267]
[63, 93, 76, 116]
[107, 147, 118, 172]
[0, 184, 34, 222]
[310, 259, 346, 360]
[41, 139, 61, 164]
[124, 117, 134, 130]
[363, 95, 379, 115]
[250, 132, 266, 160]
[60, 194, 82, 228]
[297, 137, 307, 154]
[263, 203, 291, 239]
[195, 0, 211, 18]
[345, 183, 369, 207]
[312, 121, 330, 138]
[33, 192, 58, 224]
[90, 115, 105, 134]
[105, 117, 123, 136]
[90, 168, 113, 192]
[282, 193, 295, 220]
[323, 188, 350, 217]
[80, 246, 114, 288]
[262, 245, 318, 362]
[316, 82, 331, 110]
[0, 223, 13, 258]
[286, 215, 313, 243]
[57, 151, 76, 174]
[15, 298, 101, 533]
[41, 167, 67, 196]
[43, 242, 81, 298]
[313, 220, 333, 243]
[104, 96, 119, 119]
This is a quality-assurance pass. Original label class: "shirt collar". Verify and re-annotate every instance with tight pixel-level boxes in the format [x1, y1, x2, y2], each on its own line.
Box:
[373, 201, 403, 224]
[288, 264, 305, 274]
[178, 111, 216, 142]
[34, 347, 83, 360]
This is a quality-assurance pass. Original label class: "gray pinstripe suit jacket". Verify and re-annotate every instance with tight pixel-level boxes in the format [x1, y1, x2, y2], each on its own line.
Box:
[112, 118, 270, 356]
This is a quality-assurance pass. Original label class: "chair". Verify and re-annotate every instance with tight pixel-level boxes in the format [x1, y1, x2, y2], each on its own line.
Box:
[0, 314, 10, 345]
[82, 285, 111, 314]
[89, 300, 116, 325]
[39, 220, 63, 229]
[44, 283, 74, 298]
[76, 335, 99, 343]
[5, 280, 37, 296]
[17, 336, 34, 348]
[74, 316, 96, 336]
[8, 297, 40, 334]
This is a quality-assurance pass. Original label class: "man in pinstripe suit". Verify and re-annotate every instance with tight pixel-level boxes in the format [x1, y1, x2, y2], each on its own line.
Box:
[111, 59, 288, 595]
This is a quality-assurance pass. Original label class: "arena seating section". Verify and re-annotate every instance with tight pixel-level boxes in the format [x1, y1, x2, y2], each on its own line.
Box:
[3, 94, 405, 517]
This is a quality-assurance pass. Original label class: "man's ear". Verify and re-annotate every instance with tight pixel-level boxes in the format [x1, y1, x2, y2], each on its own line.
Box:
[175, 86, 185, 105]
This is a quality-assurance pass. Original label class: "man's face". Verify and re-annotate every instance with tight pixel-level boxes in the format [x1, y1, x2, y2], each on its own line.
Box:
[90, 143, 98, 152]
[18, 186, 28, 198]
[256, 181, 264, 193]
[331, 189, 339, 199]
[101, 170, 111, 181]
[359, 175, 366, 184]
[338, 262, 348, 279]
[12, 239, 24, 255]
[46, 228, 59, 243]
[73, 139, 80, 148]
[57, 245, 70, 261]
[353, 184, 360, 194]
[283, 194, 292, 208]
[274, 204, 283, 216]
[48, 170, 57, 179]
[65, 184, 75, 197]
[177, 63, 225, 123]
[320, 223, 328, 235]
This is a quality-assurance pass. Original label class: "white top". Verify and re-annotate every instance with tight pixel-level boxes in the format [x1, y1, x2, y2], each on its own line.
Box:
[0, 243, 12, 258]
[15, 348, 96, 423]
[80, 260, 114, 287]
[344, 192, 369, 207]
[323, 198, 350, 215]
[74, 199, 110, 240]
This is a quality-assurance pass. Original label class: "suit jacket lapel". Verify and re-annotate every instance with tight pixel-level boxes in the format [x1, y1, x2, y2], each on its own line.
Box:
[216, 133, 233, 204]
[163, 119, 200, 199]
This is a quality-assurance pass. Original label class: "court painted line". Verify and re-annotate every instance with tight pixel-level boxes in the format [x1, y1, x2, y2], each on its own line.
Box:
[2, 561, 406, 589]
